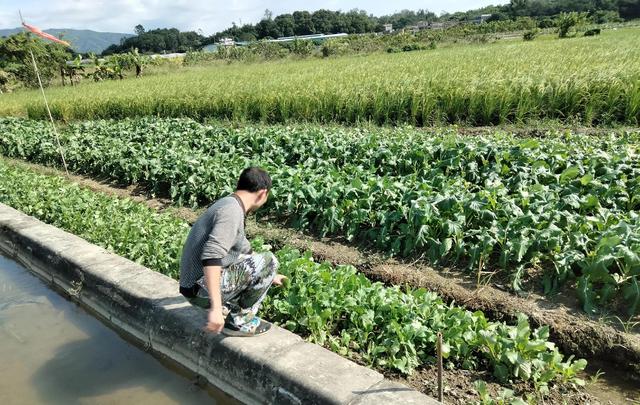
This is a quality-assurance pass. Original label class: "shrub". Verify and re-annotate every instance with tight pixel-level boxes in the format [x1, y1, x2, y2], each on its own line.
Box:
[557, 12, 588, 38]
[523, 29, 538, 41]
[321, 39, 350, 57]
[584, 28, 602, 37]
[538, 18, 556, 29]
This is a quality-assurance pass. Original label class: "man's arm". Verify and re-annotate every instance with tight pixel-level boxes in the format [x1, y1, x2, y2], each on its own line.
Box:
[200, 204, 243, 334]
[204, 265, 225, 334]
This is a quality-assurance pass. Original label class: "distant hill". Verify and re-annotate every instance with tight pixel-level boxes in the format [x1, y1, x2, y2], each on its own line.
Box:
[0, 28, 134, 54]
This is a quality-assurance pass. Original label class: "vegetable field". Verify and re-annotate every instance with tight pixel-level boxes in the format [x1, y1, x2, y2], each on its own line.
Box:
[0, 28, 639, 126]
[0, 158, 588, 388]
[1, 117, 638, 316]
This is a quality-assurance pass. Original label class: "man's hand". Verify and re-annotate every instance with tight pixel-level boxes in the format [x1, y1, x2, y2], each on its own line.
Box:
[203, 265, 224, 334]
[206, 308, 225, 334]
[273, 274, 287, 286]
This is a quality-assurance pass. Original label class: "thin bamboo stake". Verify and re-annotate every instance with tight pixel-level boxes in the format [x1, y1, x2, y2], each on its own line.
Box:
[437, 331, 444, 403]
[28, 48, 69, 176]
[476, 255, 484, 288]
[20, 10, 69, 176]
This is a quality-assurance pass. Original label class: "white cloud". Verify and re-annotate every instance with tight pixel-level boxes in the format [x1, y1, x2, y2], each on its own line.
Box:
[0, 0, 506, 35]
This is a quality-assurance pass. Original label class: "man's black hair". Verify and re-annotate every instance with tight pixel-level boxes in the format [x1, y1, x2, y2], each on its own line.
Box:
[236, 167, 272, 192]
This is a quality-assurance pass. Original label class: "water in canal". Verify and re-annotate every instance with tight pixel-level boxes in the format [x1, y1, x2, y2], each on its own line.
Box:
[0, 254, 238, 405]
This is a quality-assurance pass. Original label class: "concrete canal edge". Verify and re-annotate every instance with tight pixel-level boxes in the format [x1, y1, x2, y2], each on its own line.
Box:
[0, 204, 439, 405]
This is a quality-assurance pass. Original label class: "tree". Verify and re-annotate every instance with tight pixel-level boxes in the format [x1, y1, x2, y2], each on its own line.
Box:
[592, 9, 622, 23]
[102, 28, 207, 55]
[48, 40, 72, 86]
[128, 48, 149, 77]
[618, 0, 640, 19]
[63, 55, 85, 86]
[293, 11, 315, 35]
[275, 14, 296, 37]
[238, 32, 257, 42]
[343, 9, 375, 34]
[0, 32, 70, 88]
[208, 2, 640, 43]
[134, 24, 145, 36]
[0, 69, 15, 93]
[256, 18, 281, 39]
[488, 11, 510, 21]
[510, 0, 531, 17]
[312, 9, 336, 34]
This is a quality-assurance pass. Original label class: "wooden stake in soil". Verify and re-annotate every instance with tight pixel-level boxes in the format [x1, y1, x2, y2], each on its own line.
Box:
[476, 255, 484, 288]
[437, 331, 444, 403]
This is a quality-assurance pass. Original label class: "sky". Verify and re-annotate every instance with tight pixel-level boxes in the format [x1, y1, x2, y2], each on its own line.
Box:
[0, 1, 508, 35]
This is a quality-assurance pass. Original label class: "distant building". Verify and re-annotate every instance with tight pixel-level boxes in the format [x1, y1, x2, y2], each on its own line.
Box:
[474, 14, 493, 24]
[383, 24, 393, 33]
[201, 33, 348, 53]
[267, 33, 348, 43]
[219, 37, 235, 46]
[201, 38, 235, 52]
[404, 21, 455, 33]
[149, 53, 184, 59]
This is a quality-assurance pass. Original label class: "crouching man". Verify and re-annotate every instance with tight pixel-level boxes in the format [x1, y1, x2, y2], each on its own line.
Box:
[178, 167, 285, 337]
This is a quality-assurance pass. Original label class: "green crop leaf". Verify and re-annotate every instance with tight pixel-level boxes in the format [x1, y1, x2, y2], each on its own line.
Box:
[515, 361, 532, 380]
[623, 277, 640, 316]
[577, 276, 598, 314]
[560, 166, 581, 183]
[493, 363, 510, 382]
[441, 341, 451, 359]
[504, 350, 519, 365]
[520, 139, 540, 149]
[596, 236, 622, 252]
[579, 174, 593, 186]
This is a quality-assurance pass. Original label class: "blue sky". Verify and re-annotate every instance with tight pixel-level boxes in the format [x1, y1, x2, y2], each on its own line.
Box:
[0, 1, 507, 35]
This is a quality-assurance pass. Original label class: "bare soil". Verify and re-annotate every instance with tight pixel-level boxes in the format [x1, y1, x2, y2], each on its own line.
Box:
[401, 366, 594, 405]
[7, 157, 640, 404]
[450, 124, 640, 138]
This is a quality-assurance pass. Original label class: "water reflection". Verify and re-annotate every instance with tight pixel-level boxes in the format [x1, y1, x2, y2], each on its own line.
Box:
[0, 254, 235, 405]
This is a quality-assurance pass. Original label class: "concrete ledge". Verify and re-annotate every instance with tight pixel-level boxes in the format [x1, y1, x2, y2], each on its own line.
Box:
[0, 204, 438, 404]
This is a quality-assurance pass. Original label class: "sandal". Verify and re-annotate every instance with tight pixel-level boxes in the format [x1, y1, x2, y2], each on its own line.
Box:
[223, 316, 271, 337]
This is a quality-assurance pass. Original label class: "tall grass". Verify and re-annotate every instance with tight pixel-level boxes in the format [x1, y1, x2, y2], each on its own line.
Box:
[1, 28, 638, 126]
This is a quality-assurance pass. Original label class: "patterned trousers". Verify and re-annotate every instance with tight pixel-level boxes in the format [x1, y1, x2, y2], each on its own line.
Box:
[196, 252, 278, 327]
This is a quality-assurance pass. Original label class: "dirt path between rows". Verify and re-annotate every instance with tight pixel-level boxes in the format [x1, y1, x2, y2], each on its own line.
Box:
[6, 157, 639, 403]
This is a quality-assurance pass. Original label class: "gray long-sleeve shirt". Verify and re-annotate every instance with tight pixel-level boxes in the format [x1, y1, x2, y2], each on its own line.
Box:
[179, 195, 252, 288]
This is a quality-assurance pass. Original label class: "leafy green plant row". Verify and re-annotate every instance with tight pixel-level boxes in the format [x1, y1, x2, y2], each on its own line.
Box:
[1, 28, 639, 125]
[1, 117, 638, 315]
[0, 158, 587, 390]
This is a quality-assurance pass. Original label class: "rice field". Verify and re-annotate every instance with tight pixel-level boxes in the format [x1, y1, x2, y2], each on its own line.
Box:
[0, 28, 638, 126]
